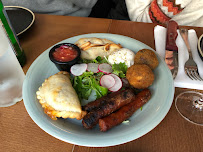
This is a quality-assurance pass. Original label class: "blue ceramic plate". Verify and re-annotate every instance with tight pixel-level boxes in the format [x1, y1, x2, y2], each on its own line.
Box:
[23, 33, 174, 147]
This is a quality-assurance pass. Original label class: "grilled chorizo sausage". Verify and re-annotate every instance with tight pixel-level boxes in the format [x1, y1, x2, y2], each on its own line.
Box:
[82, 88, 136, 129]
[99, 89, 151, 132]
[82, 88, 133, 112]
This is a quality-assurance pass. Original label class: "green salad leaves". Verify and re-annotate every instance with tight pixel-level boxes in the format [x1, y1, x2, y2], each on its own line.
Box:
[112, 62, 127, 78]
[72, 56, 128, 101]
[79, 56, 108, 64]
[72, 72, 108, 100]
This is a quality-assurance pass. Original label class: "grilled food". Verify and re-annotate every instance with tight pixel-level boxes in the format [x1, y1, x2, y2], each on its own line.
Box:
[99, 89, 151, 132]
[82, 88, 135, 129]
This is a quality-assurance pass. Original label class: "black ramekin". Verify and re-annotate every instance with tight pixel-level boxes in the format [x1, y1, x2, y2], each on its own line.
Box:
[49, 43, 81, 72]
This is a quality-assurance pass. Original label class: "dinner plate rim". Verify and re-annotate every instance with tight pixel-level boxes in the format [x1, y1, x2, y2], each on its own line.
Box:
[23, 33, 174, 147]
[5, 5, 35, 36]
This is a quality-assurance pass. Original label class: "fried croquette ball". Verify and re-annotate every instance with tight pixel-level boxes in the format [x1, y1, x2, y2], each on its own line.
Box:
[126, 64, 154, 89]
[134, 49, 159, 70]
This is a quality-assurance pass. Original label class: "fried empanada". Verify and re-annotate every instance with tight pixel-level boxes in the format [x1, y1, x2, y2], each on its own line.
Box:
[36, 71, 86, 120]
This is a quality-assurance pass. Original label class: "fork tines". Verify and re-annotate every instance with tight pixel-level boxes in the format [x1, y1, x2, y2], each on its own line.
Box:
[179, 28, 203, 81]
[185, 66, 203, 81]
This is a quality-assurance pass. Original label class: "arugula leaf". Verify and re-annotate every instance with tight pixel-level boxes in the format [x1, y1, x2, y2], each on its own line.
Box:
[94, 72, 104, 81]
[72, 71, 107, 100]
[78, 59, 92, 64]
[112, 62, 128, 78]
[95, 56, 102, 62]
[95, 56, 108, 63]
[72, 72, 93, 100]
[91, 78, 108, 99]
[140, 107, 143, 111]
[83, 88, 92, 100]
[78, 56, 108, 64]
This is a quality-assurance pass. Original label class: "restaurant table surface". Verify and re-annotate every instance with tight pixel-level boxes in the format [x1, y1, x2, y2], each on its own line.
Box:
[1, 14, 203, 152]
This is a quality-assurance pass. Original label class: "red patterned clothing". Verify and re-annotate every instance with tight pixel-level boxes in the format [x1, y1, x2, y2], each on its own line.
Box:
[125, 0, 203, 27]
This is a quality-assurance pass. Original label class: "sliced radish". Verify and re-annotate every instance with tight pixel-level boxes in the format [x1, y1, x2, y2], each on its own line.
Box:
[109, 74, 122, 92]
[98, 63, 113, 74]
[87, 63, 99, 73]
[100, 75, 115, 89]
[70, 63, 87, 76]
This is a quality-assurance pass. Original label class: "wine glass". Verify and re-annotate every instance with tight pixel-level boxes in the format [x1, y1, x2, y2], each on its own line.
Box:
[175, 91, 203, 126]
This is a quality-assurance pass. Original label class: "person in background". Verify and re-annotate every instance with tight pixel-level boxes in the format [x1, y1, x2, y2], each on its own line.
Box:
[3, 0, 203, 27]
[125, 0, 203, 27]
[90, 0, 203, 27]
[2, 0, 98, 17]
[89, 0, 130, 21]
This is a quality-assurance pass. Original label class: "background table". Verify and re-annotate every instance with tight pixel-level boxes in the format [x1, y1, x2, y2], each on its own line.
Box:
[0, 14, 203, 152]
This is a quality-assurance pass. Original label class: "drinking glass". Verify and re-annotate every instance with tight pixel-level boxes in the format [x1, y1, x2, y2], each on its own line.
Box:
[0, 23, 25, 107]
[175, 91, 203, 126]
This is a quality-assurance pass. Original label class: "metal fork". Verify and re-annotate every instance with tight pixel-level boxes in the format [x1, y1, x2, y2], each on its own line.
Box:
[179, 28, 203, 81]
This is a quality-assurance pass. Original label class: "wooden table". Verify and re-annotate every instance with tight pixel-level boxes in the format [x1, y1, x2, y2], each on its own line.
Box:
[1, 14, 203, 152]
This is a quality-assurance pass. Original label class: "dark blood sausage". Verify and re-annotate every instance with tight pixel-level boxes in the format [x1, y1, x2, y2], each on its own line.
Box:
[82, 88, 136, 129]
[99, 89, 151, 132]
[82, 89, 131, 112]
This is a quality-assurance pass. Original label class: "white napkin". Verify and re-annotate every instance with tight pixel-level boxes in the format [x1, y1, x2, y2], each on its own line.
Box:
[154, 25, 203, 90]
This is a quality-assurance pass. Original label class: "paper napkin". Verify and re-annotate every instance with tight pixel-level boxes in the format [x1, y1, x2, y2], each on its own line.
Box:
[154, 25, 203, 90]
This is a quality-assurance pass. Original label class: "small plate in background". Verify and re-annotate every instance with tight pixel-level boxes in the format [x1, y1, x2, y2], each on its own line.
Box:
[5, 6, 35, 36]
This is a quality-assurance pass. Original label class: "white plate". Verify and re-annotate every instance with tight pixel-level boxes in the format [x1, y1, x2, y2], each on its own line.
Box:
[23, 33, 174, 147]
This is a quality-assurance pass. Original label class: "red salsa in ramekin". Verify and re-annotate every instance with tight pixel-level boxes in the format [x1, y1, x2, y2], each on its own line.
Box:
[53, 45, 78, 62]
[49, 43, 81, 72]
